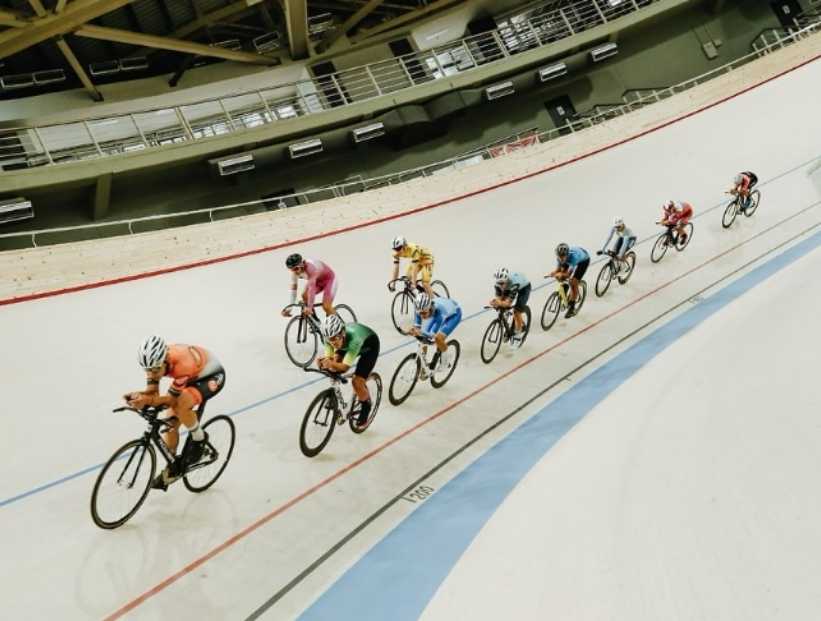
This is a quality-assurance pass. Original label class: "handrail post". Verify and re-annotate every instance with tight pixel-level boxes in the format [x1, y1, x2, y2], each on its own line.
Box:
[33, 127, 53, 165]
[217, 100, 236, 130]
[593, 0, 607, 24]
[461, 40, 478, 67]
[31, 233, 37, 248]
[364, 66, 382, 95]
[256, 90, 275, 122]
[331, 74, 348, 104]
[559, 8, 574, 35]
[175, 108, 195, 140]
[524, 18, 540, 47]
[491, 31, 509, 57]
[130, 113, 149, 147]
[83, 120, 104, 156]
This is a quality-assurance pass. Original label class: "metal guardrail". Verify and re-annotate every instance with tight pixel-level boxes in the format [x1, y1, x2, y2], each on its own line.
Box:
[0, 0, 659, 171]
[1, 20, 819, 249]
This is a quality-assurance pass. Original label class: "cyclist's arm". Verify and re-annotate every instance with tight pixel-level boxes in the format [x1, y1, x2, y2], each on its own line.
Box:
[391, 252, 401, 282]
[600, 228, 615, 252]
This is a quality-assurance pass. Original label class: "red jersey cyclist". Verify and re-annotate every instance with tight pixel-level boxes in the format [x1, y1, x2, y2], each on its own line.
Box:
[124, 336, 226, 491]
[282, 253, 338, 318]
[729, 171, 758, 213]
[660, 200, 694, 244]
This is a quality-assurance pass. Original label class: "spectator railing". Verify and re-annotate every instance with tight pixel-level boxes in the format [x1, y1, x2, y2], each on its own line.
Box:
[1, 19, 818, 249]
[0, 0, 659, 172]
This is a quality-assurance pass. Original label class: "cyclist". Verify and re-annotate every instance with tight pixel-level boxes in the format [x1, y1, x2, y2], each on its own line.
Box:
[660, 200, 694, 244]
[597, 217, 637, 271]
[549, 243, 589, 318]
[388, 236, 435, 297]
[282, 253, 337, 318]
[408, 293, 462, 374]
[317, 315, 380, 428]
[124, 336, 226, 491]
[729, 171, 758, 213]
[490, 267, 530, 339]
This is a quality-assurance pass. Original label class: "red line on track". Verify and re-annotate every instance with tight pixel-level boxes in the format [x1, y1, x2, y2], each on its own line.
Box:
[4, 51, 821, 309]
[102, 206, 817, 620]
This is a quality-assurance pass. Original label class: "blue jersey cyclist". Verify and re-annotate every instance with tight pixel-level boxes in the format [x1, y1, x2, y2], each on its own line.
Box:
[598, 217, 637, 266]
[549, 243, 589, 318]
[408, 293, 462, 376]
[490, 268, 531, 339]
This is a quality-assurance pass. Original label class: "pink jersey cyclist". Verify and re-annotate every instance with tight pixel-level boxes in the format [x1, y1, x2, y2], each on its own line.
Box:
[284, 253, 337, 316]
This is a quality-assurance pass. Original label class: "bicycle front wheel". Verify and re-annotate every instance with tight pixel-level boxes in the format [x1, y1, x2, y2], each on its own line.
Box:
[90, 439, 156, 530]
[183, 415, 236, 493]
[335, 304, 357, 324]
[745, 190, 760, 217]
[299, 389, 339, 457]
[541, 292, 561, 331]
[350, 373, 383, 433]
[722, 200, 738, 229]
[650, 232, 669, 263]
[389, 353, 421, 405]
[391, 292, 415, 334]
[284, 315, 318, 367]
[595, 262, 613, 297]
[431, 340, 461, 388]
[480, 319, 504, 363]
[617, 252, 636, 285]
[431, 280, 450, 298]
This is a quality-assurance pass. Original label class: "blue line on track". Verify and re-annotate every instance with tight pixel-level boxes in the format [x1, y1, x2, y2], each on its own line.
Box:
[297, 228, 821, 621]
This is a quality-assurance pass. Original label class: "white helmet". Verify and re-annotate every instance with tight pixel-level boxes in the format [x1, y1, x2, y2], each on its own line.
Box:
[391, 235, 406, 250]
[494, 267, 509, 282]
[734, 173, 744, 185]
[322, 315, 345, 339]
[613, 217, 624, 227]
[138, 336, 167, 369]
[415, 292, 433, 312]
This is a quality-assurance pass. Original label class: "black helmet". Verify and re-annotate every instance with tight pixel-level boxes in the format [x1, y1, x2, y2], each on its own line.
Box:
[285, 253, 303, 269]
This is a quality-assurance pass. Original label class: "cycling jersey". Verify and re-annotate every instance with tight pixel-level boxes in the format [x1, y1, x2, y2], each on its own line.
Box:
[494, 272, 530, 300]
[738, 171, 758, 192]
[165, 344, 225, 406]
[600, 225, 635, 252]
[415, 298, 462, 338]
[324, 323, 378, 367]
[394, 243, 434, 265]
[560, 247, 589, 268]
[663, 202, 693, 224]
[290, 258, 337, 307]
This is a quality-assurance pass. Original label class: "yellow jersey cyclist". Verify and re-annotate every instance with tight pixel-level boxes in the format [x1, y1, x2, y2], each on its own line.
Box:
[408, 293, 462, 376]
[490, 268, 531, 340]
[124, 336, 226, 491]
[549, 243, 589, 318]
[388, 235, 435, 297]
[317, 315, 380, 427]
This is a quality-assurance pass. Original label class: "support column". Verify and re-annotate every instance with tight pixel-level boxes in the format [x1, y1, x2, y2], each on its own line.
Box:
[93, 173, 113, 220]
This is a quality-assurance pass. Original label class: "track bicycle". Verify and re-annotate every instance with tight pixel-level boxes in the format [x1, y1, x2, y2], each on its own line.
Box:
[595, 249, 636, 297]
[282, 301, 357, 367]
[722, 189, 761, 228]
[480, 304, 531, 364]
[389, 334, 461, 405]
[299, 368, 383, 457]
[90, 404, 235, 529]
[388, 276, 451, 333]
[541, 278, 587, 331]
[650, 221, 694, 263]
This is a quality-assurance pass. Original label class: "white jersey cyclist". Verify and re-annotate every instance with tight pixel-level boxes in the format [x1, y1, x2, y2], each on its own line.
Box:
[599, 218, 637, 259]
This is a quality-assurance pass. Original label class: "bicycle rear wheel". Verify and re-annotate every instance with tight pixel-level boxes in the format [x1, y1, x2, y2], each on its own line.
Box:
[335, 304, 357, 324]
[431, 340, 460, 388]
[431, 280, 450, 298]
[595, 262, 613, 297]
[391, 292, 415, 334]
[617, 252, 636, 285]
[350, 373, 383, 433]
[480, 319, 504, 363]
[515, 306, 532, 347]
[299, 389, 339, 457]
[650, 232, 669, 263]
[541, 292, 561, 331]
[575, 281, 588, 315]
[744, 190, 760, 217]
[389, 353, 421, 405]
[284, 315, 318, 367]
[722, 200, 738, 229]
[90, 439, 156, 530]
[183, 416, 236, 493]
[676, 223, 694, 251]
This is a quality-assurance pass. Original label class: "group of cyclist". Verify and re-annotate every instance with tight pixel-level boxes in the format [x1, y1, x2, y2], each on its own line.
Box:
[124, 171, 757, 490]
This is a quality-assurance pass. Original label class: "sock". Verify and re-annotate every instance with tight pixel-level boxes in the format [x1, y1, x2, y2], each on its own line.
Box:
[190, 422, 204, 441]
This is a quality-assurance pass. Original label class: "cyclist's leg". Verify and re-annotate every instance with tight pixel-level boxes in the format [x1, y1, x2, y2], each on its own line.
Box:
[319, 274, 338, 316]
[613, 237, 624, 259]
[352, 335, 380, 424]
[418, 262, 433, 296]
[514, 286, 531, 332]
[571, 260, 589, 300]
[437, 308, 462, 349]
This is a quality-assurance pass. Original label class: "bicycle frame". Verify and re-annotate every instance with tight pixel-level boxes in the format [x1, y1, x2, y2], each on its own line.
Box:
[304, 367, 353, 416]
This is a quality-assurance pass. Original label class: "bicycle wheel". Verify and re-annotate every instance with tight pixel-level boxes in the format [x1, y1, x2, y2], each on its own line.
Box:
[721, 200, 738, 229]
[90, 439, 156, 530]
[676, 223, 694, 251]
[335, 304, 357, 324]
[617, 252, 636, 285]
[516, 306, 532, 347]
[541, 292, 561, 331]
[183, 416, 236, 493]
[595, 262, 613, 297]
[391, 291, 415, 334]
[650, 232, 669, 263]
[575, 281, 588, 314]
[350, 373, 383, 433]
[431, 340, 460, 388]
[744, 190, 760, 217]
[299, 389, 339, 457]
[389, 353, 421, 405]
[431, 280, 450, 298]
[284, 315, 318, 367]
[480, 319, 504, 363]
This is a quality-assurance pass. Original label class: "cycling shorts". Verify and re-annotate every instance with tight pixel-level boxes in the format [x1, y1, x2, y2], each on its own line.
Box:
[354, 334, 380, 379]
[514, 284, 531, 312]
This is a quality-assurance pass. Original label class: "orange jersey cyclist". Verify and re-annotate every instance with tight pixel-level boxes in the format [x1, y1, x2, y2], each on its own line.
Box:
[317, 316, 380, 428]
[125, 336, 226, 491]
[730, 171, 758, 213]
[388, 235, 435, 297]
[282, 253, 338, 318]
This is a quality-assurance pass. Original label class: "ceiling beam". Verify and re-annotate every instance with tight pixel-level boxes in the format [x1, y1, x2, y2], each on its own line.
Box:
[74, 23, 277, 65]
[55, 0, 70, 13]
[0, 9, 31, 28]
[55, 36, 103, 101]
[26, 0, 48, 17]
[174, 0, 259, 39]
[318, 0, 386, 52]
[281, 0, 309, 59]
[351, 0, 464, 42]
[0, 0, 144, 60]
